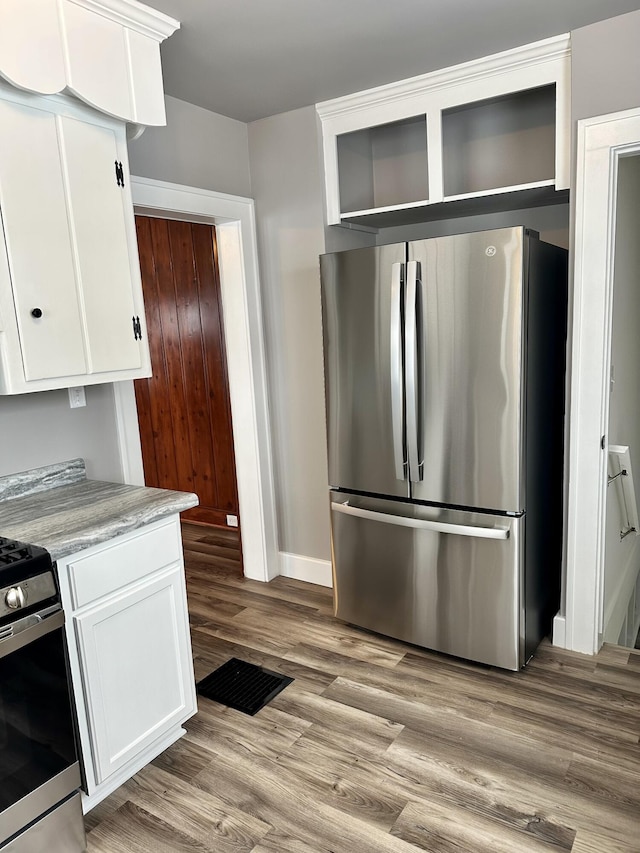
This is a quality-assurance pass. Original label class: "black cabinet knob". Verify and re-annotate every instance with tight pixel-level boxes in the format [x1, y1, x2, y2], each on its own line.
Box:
[31, 308, 43, 318]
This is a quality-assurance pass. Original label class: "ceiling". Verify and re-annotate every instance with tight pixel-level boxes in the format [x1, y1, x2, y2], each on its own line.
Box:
[148, 0, 640, 123]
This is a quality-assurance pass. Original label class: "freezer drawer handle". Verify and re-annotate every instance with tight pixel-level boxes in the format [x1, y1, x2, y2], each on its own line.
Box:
[331, 501, 510, 540]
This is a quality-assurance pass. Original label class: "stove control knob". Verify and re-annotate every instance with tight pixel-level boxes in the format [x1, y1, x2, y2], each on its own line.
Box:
[5, 586, 26, 609]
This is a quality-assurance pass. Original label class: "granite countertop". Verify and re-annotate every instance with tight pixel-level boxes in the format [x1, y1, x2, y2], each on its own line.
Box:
[0, 459, 199, 560]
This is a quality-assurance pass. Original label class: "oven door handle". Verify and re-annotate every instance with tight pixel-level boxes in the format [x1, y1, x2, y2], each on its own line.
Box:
[0, 606, 65, 658]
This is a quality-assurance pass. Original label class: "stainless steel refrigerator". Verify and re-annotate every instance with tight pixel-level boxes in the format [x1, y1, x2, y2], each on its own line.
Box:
[320, 226, 567, 670]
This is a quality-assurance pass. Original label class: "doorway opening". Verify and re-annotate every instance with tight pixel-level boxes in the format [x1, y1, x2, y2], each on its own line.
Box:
[602, 153, 640, 648]
[134, 215, 242, 572]
[562, 107, 640, 655]
[114, 177, 279, 584]
[134, 218, 239, 524]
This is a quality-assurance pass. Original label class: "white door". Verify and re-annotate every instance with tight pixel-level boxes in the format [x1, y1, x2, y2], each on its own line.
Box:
[74, 566, 196, 784]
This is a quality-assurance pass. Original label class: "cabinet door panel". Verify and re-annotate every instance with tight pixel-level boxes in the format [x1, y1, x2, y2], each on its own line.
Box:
[0, 99, 86, 379]
[68, 519, 182, 609]
[127, 31, 166, 126]
[0, 0, 66, 94]
[60, 116, 141, 373]
[74, 566, 195, 784]
[60, 1, 132, 120]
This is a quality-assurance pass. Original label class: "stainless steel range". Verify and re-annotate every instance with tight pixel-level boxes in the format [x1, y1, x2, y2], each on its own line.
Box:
[0, 536, 86, 853]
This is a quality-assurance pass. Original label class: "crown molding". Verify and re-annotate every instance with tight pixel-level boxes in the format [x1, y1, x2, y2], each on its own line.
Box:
[317, 33, 570, 120]
[66, 0, 179, 41]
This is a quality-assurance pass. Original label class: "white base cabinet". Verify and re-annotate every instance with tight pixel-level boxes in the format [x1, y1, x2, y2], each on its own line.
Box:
[56, 516, 197, 811]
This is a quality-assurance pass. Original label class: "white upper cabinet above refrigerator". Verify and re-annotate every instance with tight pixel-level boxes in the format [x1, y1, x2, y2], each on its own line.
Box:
[316, 34, 571, 227]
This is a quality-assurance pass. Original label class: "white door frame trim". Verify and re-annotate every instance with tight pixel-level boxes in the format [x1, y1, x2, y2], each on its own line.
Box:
[113, 176, 279, 583]
[563, 107, 640, 654]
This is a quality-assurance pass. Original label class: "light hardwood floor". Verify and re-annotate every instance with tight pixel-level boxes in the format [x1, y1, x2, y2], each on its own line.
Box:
[85, 524, 640, 852]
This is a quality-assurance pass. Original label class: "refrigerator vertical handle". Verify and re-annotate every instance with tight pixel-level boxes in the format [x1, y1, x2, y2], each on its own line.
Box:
[405, 260, 422, 481]
[390, 262, 406, 481]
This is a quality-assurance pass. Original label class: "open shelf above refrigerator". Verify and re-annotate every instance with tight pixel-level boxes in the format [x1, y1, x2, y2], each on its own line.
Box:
[317, 34, 570, 228]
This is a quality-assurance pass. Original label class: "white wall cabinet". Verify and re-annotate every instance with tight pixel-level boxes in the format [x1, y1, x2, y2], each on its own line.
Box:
[0, 85, 151, 393]
[56, 516, 197, 811]
[317, 35, 571, 227]
[0, 0, 179, 126]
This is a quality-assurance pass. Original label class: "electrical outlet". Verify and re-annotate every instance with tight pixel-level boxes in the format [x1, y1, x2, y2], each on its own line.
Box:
[68, 386, 86, 408]
[226, 514, 238, 528]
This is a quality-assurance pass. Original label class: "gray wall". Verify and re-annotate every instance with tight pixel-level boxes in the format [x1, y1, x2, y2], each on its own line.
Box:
[248, 106, 331, 560]
[0, 385, 122, 480]
[571, 10, 640, 122]
[128, 95, 251, 197]
[603, 154, 640, 642]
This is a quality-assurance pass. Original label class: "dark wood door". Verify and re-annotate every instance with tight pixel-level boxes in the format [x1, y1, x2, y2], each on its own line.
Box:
[134, 216, 239, 532]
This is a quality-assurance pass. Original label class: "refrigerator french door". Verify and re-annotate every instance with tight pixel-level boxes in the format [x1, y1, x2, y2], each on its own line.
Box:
[320, 227, 567, 670]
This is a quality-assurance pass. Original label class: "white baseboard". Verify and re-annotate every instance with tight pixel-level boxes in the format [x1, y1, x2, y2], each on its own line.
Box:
[552, 613, 566, 648]
[279, 551, 333, 588]
[603, 547, 640, 644]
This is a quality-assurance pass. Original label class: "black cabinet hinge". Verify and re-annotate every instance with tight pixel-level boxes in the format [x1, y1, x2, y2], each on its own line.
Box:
[132, 315, 142, 340]
[115, 160, 125, 187]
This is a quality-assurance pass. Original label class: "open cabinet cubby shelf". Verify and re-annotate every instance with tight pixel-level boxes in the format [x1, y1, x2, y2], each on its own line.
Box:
[318, 35, 570, 227]
[337, 114, 429, 215]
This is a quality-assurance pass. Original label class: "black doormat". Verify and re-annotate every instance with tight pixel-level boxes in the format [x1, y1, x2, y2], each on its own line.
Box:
[196, 657, 293, 716]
